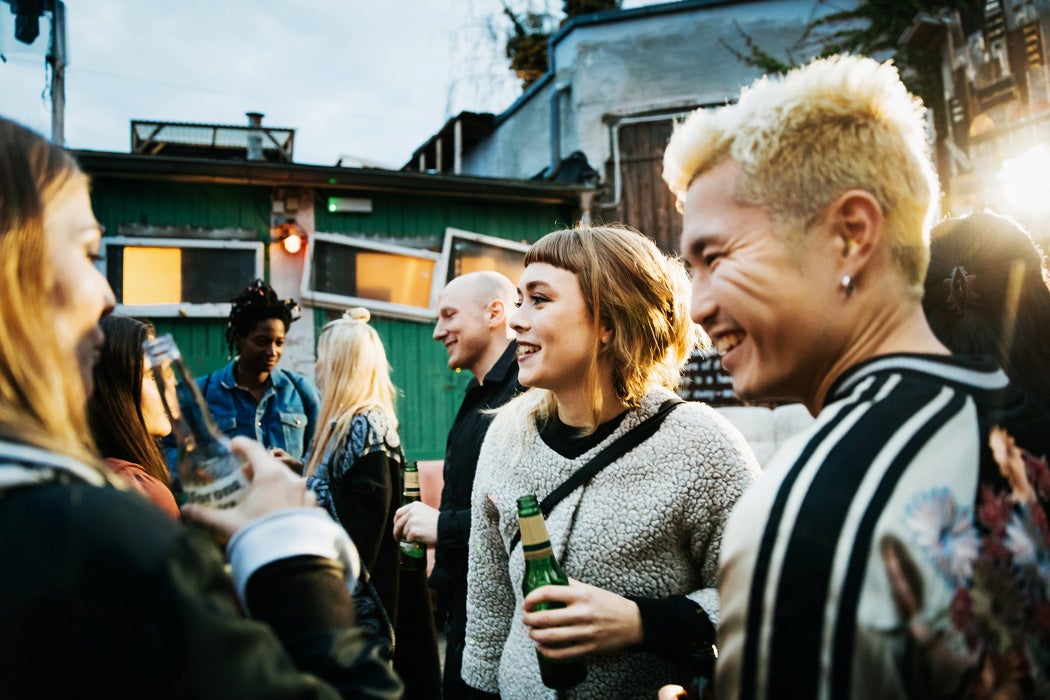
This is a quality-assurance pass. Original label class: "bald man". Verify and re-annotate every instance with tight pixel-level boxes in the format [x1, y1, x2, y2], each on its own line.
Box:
[393, 271, 521, 700]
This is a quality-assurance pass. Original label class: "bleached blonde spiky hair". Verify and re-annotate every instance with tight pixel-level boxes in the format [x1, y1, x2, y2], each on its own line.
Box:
[663, 54, 940, 295]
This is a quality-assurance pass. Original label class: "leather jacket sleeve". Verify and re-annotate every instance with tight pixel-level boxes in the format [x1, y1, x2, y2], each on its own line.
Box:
[0, 479, 402, 699]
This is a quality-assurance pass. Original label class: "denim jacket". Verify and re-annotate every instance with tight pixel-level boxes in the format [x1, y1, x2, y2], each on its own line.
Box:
[198, 361, 321, 460]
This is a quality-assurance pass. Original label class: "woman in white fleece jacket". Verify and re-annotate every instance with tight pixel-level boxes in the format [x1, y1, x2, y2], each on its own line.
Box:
[462, 225, 760, 699]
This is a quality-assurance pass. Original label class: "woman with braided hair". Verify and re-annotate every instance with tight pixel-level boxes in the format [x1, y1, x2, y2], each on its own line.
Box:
[197, 278, 321, 472]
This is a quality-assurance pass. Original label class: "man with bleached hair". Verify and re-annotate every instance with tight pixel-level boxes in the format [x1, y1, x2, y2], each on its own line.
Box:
[662, 54, 1050, 699]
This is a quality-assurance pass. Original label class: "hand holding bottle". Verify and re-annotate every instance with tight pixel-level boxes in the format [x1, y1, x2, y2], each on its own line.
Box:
[397, 462, 427, 569]
[392, 501, 439, 545]
[268, 447, 304, 475]
[182, 436, 317, 538]
[521, 578, 643, 657]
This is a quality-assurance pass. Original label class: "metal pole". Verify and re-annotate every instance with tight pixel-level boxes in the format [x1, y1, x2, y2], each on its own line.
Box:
[48, 0, 67, 145]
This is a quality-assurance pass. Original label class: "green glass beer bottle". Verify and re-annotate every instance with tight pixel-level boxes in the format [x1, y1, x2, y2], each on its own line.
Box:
[517, 494, 587, 690]
[399, 461, 426, 570]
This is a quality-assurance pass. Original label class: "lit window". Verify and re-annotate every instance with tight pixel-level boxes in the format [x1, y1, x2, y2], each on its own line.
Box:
[98, 237, 264, 317]
[303, 233, 441, 320]
[441, 227, 530, 286]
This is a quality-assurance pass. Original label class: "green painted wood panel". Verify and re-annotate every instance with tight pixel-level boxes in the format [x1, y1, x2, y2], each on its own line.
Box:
[371, 316, 472, 462]
[90, 179, 271, 238]
[315, 191, 576, 243]
[150, 317, 230, 378]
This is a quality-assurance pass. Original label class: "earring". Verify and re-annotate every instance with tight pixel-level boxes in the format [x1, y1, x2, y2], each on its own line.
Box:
[841, 274, 855, 297]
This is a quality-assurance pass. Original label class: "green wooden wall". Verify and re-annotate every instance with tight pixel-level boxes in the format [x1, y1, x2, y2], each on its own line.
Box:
[314, 190, 573, 239]
[90, 179, 272, 235]
[90, 176, 575, 462]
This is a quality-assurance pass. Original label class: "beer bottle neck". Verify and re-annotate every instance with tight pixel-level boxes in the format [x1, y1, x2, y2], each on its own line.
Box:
[519, 512, 554, 561]
[165, 359, 224, 449]
[402, 468, 420, 503]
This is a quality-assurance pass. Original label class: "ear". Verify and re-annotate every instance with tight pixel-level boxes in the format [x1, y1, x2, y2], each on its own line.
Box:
[487, 299, 506, 327]
[826, 189, 883, 274]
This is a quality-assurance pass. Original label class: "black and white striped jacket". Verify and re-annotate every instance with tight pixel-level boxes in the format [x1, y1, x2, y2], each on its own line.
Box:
[716, 353, 1048, 700]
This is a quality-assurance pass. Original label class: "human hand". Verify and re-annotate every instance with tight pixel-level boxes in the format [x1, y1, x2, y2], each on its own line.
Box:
[658, 685, 689, 700]
[182, 437, 317, 538]
[521, 578, 643, 658]
[268, 447, 304, 475]
[392, 501, 439, 545]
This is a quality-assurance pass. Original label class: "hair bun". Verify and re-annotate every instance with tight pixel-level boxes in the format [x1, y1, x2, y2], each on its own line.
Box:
[344, 307, 371, 323]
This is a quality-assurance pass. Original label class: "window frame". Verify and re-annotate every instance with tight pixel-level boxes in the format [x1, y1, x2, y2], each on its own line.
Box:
[96, 236, 264, 318]
[439, 227, 531, 286]
[301, 232, 444, 321]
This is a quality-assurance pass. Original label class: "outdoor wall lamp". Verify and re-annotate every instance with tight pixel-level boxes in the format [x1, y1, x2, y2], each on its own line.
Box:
[271, 218, 307, 254]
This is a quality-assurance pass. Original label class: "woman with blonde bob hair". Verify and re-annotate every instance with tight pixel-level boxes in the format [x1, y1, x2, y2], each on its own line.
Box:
[306, 307, 441, 698]
[0, 118, 401, 696]
[462, 225, 760, 698]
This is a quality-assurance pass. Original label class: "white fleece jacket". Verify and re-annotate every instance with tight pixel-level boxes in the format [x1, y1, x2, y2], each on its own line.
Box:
[462, 388, 760, 699]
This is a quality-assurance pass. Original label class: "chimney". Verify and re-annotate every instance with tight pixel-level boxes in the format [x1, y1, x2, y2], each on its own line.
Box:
[246, 111, 264, 161]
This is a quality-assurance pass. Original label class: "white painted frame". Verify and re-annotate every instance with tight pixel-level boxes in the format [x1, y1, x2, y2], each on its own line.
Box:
[438, 227, 531, 286]
[97, 236, 264, 318]
[301, 232, 445, 322]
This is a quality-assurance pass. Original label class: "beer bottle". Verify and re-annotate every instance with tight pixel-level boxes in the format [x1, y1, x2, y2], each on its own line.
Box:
[517, 493, 587, 690]
[399, 461, 426, 570]
[142, 334, 249, 509]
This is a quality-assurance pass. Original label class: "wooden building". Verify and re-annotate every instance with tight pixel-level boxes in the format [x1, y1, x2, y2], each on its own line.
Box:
[77, 146, 588, 460]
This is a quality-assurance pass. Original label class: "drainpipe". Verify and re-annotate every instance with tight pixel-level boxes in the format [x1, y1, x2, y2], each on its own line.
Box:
[454, 117, 463, 175]
[602, 111, 692, 209]
[547, 82, 571, 178]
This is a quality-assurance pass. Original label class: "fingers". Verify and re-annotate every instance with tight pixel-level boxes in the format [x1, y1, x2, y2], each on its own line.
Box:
[182, 437, 317, 538]
[392, 507, 408, 539]
[230, 436, 271, 479]
[535, 638, 595, 659]
[522, 582, 643, 654]
[390, 502, 439, 545]
[181, 502, 239, 538]
[658, 685, 688, 700]
[524, 582, 578, 612]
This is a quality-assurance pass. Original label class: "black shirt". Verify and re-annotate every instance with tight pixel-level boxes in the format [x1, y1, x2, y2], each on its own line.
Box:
[429, 340, 522, 612]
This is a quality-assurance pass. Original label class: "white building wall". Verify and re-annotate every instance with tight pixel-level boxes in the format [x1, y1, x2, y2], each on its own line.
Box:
[268, 193, 317, 381]
[462, 0, 835, 180]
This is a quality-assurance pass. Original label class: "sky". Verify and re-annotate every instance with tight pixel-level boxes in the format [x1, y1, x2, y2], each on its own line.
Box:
[0, 0, 650, 169]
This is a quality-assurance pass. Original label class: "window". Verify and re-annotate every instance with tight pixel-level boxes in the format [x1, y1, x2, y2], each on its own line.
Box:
[97, 237, 264, 317]
[441, 227, 530, 286]
[302, 233, 442, 321]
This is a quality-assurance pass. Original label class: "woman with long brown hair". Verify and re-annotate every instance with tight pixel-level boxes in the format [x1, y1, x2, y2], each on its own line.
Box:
[87, 314, 179, 518]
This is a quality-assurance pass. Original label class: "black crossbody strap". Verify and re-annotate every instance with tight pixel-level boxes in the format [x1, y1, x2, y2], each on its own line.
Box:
[508, 397, 683, 552]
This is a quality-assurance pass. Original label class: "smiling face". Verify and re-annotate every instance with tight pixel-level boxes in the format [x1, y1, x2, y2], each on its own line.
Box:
[44, 179, 116, 396]
[681, 159, 840, 406]
[433, 282, 494, 376]
[235, 317, 286, 375]
[510, 262, 605, 403]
